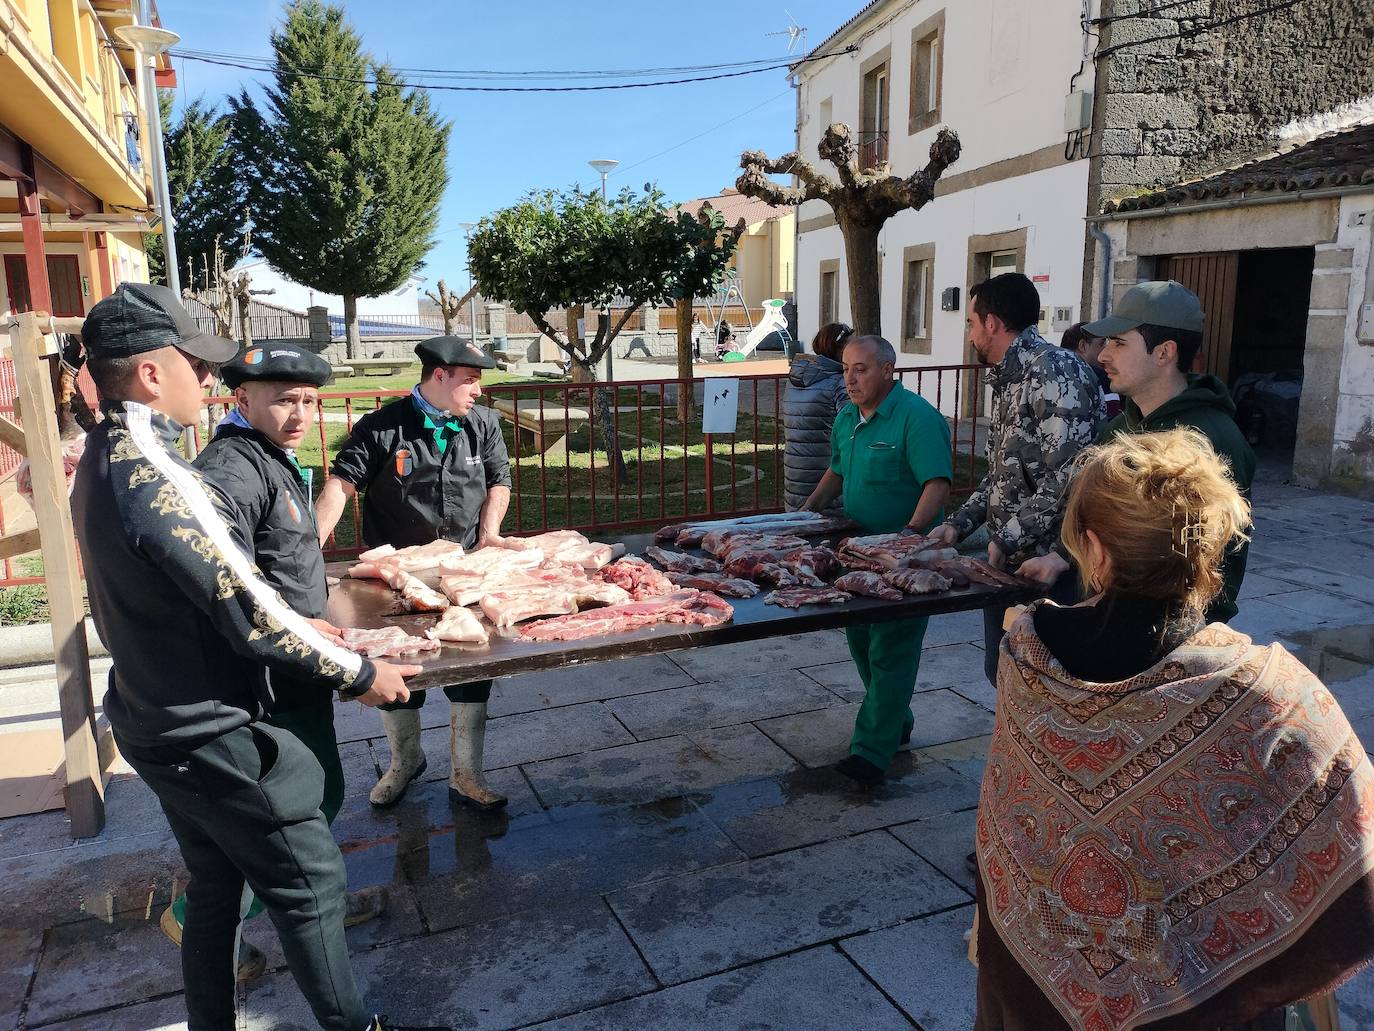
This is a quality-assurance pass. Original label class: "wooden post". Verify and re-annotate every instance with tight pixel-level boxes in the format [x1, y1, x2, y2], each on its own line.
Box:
[17, 144, 53, 314]
[8, 310, 104, 838]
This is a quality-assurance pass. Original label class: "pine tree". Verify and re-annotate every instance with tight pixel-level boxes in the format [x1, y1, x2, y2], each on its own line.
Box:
[145, 93, 246, 287]
[231, 0, 449, 358]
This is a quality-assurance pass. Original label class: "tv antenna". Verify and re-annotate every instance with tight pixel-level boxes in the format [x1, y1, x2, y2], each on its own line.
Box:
[766, 10, 807, 55]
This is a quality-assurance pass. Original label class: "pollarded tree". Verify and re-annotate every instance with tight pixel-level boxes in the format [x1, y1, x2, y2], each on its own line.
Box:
[737, 123, 961, 336]
[231, 0, 449, 358]
[469, 186, 741, 481]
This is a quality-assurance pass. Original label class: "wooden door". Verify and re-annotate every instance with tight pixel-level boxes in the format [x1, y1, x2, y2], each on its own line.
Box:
[1156, 252, 1237, 380]
[46, 255, 84, 317]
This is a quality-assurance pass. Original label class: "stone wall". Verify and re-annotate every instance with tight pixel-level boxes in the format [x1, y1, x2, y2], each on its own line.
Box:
[1091, 0, 1374, 209]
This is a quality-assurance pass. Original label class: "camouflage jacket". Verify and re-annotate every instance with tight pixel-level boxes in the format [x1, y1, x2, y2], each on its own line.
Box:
[72, 402, 374, 749]
[947, 328, 1104, 563]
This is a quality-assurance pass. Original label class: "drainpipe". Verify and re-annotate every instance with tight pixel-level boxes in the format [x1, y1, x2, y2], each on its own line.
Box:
[1089, 222, 1112, 320]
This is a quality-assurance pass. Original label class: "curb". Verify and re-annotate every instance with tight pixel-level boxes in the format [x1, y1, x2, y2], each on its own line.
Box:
[0, 618, 108, 670]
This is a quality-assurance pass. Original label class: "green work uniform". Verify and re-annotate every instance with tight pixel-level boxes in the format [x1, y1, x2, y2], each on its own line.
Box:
[830, 382, 953, 769]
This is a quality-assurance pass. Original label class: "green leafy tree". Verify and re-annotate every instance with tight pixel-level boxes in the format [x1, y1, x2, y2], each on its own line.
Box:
[469, 186, 741, 481]
[737, 122, 961, 335]
[145, 93, 246, 287]
[231, 0, 449, 358]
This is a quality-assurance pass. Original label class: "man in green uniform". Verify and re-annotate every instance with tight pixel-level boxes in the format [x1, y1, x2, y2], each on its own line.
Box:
[161, 345, 385, 958]
[801, 335, 952, 786]
[1018, 282, 1255, 623]
[315, 337, 511, 810]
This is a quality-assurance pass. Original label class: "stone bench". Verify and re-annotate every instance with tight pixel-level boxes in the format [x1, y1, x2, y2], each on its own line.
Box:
[490, 397, 589, 455]
[327, 365, 356, 383]
[348, 357, 412, 376]
[490, 396, 663, 456]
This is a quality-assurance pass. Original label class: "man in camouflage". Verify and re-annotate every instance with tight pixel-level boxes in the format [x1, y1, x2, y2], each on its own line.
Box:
[928, 273, 1105, 685]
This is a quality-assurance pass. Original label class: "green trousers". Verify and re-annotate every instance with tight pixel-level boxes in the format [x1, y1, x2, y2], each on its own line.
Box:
[171, 700, 342, 927]
[845, 616, 928, 769]
[379, 679, 493, 710]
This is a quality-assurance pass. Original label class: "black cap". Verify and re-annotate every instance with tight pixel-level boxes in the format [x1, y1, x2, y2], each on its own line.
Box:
[220, 345, 333, 389]
[83, 283, 237, 363]
[414, 335, 497, 370]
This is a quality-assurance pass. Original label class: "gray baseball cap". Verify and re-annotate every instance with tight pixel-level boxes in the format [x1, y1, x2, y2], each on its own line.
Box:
[1084, 280, 1205, 338]
[83, 283, 237, 363]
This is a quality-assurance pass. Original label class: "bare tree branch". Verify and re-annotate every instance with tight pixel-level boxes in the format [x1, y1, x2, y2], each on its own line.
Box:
[818, 123, 860, 190]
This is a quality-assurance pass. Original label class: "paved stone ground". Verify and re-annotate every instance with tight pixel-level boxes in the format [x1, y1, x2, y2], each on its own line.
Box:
[3, 478, 1374, 1030]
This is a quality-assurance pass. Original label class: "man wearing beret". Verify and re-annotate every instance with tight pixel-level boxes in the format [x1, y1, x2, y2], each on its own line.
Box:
[149, 346, 386, 956]
[71, 283, 431, 1031]
[315, 337, 511, 810]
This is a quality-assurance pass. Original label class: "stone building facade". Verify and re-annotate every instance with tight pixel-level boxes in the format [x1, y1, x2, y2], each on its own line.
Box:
[1081, 0, 1374, 488]
[1088, 0, 1374, 214]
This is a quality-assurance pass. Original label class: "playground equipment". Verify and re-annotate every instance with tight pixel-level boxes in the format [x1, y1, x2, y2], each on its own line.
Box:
[721, 298, 793, 362]
[701, 270, 753, 335]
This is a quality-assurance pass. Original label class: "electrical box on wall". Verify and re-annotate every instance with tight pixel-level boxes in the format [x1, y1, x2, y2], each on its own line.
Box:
[1052, 306, 1074, 332]
[1037, 307, 1051, 335]
[1358, 302, 1374, 343]
[1064, 91, 1093, 133]
[941, 287, 960, 311]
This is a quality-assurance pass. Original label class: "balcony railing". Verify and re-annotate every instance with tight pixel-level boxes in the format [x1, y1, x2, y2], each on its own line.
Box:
[858, 130, 890, 169]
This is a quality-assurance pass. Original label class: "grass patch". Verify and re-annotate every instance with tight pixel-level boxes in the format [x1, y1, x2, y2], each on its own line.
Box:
[0, 556, 49, 626]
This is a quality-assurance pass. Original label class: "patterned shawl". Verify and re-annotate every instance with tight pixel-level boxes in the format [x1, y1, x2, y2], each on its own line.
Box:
[977, 608, 1374, 1031]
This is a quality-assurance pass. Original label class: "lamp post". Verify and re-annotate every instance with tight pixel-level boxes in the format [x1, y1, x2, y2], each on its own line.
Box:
[458, 221, 480, 354]
[588, 158, 618, 382]
[115, 11, 181, 296]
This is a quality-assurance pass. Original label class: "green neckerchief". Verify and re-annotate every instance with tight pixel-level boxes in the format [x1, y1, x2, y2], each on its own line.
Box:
[412, 388, 463, 454]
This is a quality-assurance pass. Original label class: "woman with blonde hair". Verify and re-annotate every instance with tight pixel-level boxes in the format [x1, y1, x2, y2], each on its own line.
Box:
[975, 428, 1374, 1031]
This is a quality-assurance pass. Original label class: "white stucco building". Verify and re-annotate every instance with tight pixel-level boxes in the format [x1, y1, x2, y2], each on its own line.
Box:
[792, 0, 1097, 365]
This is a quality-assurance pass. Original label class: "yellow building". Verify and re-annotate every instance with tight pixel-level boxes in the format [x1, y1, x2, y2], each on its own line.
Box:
[676, 189, 796, 309]
[0, 0, 172, 319]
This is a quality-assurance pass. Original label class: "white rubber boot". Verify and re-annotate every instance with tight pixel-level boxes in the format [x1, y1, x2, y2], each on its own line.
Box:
[369, 709, 426, 808]
[447, 701, 507, 811]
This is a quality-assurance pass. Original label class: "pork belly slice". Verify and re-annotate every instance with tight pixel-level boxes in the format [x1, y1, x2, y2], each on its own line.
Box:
[425, 606, 490, 645]
[763, 586, 851, 609]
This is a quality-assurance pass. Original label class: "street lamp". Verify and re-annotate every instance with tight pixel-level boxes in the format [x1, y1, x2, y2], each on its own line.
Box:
[115, 13, 181, 296]
[588, 159, 618, 382]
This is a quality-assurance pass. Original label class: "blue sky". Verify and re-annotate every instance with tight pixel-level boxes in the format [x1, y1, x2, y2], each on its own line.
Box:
[156, 0, 852, 295]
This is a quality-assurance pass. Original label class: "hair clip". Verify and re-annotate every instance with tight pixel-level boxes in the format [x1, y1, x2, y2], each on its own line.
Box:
[1172, 501, 1204, 558]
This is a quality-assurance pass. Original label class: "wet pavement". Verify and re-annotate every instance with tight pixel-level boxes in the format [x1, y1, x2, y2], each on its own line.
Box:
[3, 480, 1374, 1029]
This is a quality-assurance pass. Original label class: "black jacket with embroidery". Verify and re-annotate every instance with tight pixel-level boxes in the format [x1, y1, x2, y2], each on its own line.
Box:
[72, 403, 374, 749]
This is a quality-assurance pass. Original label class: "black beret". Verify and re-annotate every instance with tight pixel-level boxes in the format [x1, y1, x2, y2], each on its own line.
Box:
[414, 335, 497, 370]
[221, 345, 332, 388]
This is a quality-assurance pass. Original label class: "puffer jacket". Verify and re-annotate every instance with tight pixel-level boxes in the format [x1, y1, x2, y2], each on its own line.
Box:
[946, 327, 1105, 564]
[782, 354, 848, 510]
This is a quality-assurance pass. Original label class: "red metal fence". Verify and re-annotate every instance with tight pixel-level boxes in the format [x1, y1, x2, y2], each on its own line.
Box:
[1, 363, 986, 586]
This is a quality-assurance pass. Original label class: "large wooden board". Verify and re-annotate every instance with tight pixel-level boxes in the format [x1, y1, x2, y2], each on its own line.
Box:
[326, 549, 1041, 689]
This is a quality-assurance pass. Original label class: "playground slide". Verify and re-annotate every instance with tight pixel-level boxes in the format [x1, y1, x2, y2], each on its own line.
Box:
[721, 299, 791, 362]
